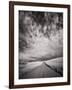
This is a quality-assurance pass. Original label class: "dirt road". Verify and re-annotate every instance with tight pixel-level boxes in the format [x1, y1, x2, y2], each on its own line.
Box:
[19, 57, 63, 79]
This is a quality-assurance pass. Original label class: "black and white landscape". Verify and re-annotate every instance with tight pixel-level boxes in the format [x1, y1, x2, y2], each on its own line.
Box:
[19, 11, 63, 79]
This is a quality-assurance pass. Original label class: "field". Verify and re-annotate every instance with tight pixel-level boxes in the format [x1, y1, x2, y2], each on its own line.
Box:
[19, 57, 63, 79]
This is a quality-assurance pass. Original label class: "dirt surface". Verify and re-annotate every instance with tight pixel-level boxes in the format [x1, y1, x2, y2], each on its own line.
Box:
[19, 57, 63, 79]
